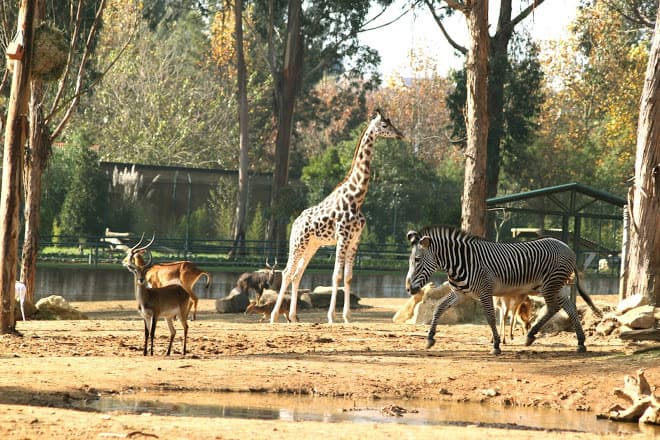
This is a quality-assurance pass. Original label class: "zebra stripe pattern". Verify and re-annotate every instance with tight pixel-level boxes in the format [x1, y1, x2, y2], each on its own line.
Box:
[405, 225, 602, 354]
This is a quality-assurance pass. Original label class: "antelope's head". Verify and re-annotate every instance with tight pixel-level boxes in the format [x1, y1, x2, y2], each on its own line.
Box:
[265, 258, 278, 288]
[123, 233, 155, 278]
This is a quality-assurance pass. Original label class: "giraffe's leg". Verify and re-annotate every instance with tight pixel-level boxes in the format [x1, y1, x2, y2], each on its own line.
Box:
[427, 289, 464, 349]
[289, 276, 302, 323]
[341, 227, 363, 324]
[271, 270, 292, 324]
[329, 236, 352, 324]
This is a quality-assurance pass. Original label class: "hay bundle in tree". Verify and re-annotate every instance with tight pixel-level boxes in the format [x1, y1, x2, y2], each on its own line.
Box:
[32, 23, 68, 81]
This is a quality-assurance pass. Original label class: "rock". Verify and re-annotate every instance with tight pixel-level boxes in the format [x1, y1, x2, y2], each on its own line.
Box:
[595, 319, 619, 336]
[215, 287, 250, 313]
[617, 305, 656, 330]
[259, 289, 312, 310]
[392, 292, 423, 323]
[536, 306, 572, 333]
[35, 295, 87, 320]
[410, 282, 486, 325]
[616, 294, 649, 314]
[307, 286, 361, 309]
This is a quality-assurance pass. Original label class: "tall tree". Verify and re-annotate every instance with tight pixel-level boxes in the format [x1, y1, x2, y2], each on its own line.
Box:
[624, 6, 660, 304]
[425, 0, 547, 201]
[253, 0, 386, 255]
[18, 0, 133, 306]
[230, 0, 250, 257]
[423, 0, 490, 236]
[0, 0, 34, 333]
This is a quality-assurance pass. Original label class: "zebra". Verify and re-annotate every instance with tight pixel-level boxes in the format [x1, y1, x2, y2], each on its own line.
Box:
[405, 225, 602, 354]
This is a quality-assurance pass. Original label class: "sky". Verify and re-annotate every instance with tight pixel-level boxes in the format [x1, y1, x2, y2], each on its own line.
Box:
[358, 0, 579, 79]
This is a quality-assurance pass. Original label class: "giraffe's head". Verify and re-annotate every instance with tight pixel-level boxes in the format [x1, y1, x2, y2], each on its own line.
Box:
[372, 109, 405, 140]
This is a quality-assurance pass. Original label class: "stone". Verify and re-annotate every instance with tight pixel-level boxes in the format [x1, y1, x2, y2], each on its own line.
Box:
[215, 287, 250, 314]
[410, 282, 486, 325]
[617, 305, 656, 330]
[595, 319, 619, 336]
[536, 306, 572, 333]
[35, 295, 87, 320]
[616, 294, 649, 314]
[307, 286, 361, 309]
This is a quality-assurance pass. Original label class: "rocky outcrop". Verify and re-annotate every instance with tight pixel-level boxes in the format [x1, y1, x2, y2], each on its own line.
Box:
[35, 295, 87, 320]
[215, 287, 250, 314]
[394, 282, 486, 325]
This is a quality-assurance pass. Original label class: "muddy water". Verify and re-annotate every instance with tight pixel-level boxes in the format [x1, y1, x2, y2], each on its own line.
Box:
[84, 391, 657, 436]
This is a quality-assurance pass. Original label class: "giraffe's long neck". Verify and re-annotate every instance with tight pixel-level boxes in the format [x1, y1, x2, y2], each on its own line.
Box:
[339, 120, 378, 206]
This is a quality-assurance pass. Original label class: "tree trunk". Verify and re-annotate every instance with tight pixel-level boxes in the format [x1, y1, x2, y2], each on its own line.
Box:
[229, 0, 249, 259]
[624, 7, 660, 304]
[0, 0, 35, 333]
[460, 0, 490, 237]
[20, 77, 50, 305]
[267, 0, 303, 258]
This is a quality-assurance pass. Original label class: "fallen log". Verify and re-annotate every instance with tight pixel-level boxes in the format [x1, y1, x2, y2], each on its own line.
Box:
[619, 328, 660, 341]
[597, 369, 660, 425]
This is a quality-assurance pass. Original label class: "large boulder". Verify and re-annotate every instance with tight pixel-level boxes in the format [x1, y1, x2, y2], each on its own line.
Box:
[616, 294, 649, 314]
[215, 287, 250, 314]
[617, 305, 656, 330]
[307, 286, 361, 309]
[260, 289, 312, 309]
[35, 295, 87, 320]
[409, 282, 486, 325]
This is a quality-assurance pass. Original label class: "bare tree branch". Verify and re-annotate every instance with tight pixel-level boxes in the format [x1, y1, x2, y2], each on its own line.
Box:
[424, 0, 467, 55]
[509, 0, 546, 32]
[604, 0, 655, 29]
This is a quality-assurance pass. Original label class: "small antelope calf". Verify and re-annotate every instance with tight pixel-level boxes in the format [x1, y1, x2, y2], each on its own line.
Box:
[124, 236, 191, 356]
[495, 294, 535, 344]
[245, 299, 290, 323]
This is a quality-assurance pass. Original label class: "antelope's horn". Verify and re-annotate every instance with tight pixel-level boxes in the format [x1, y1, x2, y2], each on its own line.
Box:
[129, 233, 146, 253]
[136, 233, 155, 253]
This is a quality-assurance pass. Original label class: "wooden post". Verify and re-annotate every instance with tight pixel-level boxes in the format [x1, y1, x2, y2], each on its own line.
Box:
[0, 0, 35, 333]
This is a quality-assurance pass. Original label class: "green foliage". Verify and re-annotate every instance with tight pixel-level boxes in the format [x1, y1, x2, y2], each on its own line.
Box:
[246, 204, 267, 241]
[40, 149, 72, 236]
[207, 177, 237, 239]
[57, 130, 109, 237]
[83, 11, 238, 168]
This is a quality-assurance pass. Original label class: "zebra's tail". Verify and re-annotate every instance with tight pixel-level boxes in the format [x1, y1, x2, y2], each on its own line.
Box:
[574, 271, 603, 318]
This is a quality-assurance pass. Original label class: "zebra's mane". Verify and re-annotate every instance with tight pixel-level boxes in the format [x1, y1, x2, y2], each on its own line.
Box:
[418, 225, 481, 242]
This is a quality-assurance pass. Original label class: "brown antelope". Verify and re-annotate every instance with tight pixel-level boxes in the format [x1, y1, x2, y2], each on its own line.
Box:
[124, 237, 191, 356]
[122, 238, 212, 321]
[245, 298, 290, 323]
[495, 294, 535, 344]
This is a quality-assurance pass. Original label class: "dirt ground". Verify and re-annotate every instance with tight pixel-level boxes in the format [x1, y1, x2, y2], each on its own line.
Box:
[0, 295, 659, 439]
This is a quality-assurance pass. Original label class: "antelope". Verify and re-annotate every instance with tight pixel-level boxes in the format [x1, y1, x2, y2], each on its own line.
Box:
[122, 239, 212, 321]
[495, 294, 535, 344]
[124, 236, 191, 356]
[236, 259, 280, 302]
[245, 298, 291, 323]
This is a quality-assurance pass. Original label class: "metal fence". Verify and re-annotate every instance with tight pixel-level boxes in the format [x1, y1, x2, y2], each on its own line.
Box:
[35, 234, 413, 272]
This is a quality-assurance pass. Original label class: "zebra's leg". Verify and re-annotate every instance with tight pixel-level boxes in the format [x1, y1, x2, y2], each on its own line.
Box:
[479, 291, 501, 355]
[560, 296, 587, 352]
[426, 289, 464, 349]
[525, 288, 562, 347]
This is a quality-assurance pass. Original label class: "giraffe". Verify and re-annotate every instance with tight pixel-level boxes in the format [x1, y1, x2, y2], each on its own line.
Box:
[270, 109, 404, 324]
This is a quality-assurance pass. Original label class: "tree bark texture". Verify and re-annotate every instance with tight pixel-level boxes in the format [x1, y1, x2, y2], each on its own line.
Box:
[267, 0, 303, 257]
[624, 7, 660, 304]
[0, 0, 35, 333]
[460, 0, 490, 237]
[230, 0, 249, 258]
[20, 79, 50, 305]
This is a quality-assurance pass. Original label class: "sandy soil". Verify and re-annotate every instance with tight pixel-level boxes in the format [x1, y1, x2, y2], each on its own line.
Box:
[0, 296, 659, 439]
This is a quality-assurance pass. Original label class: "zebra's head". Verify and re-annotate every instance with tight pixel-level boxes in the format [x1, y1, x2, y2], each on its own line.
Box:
[405, 230, 438, 295]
